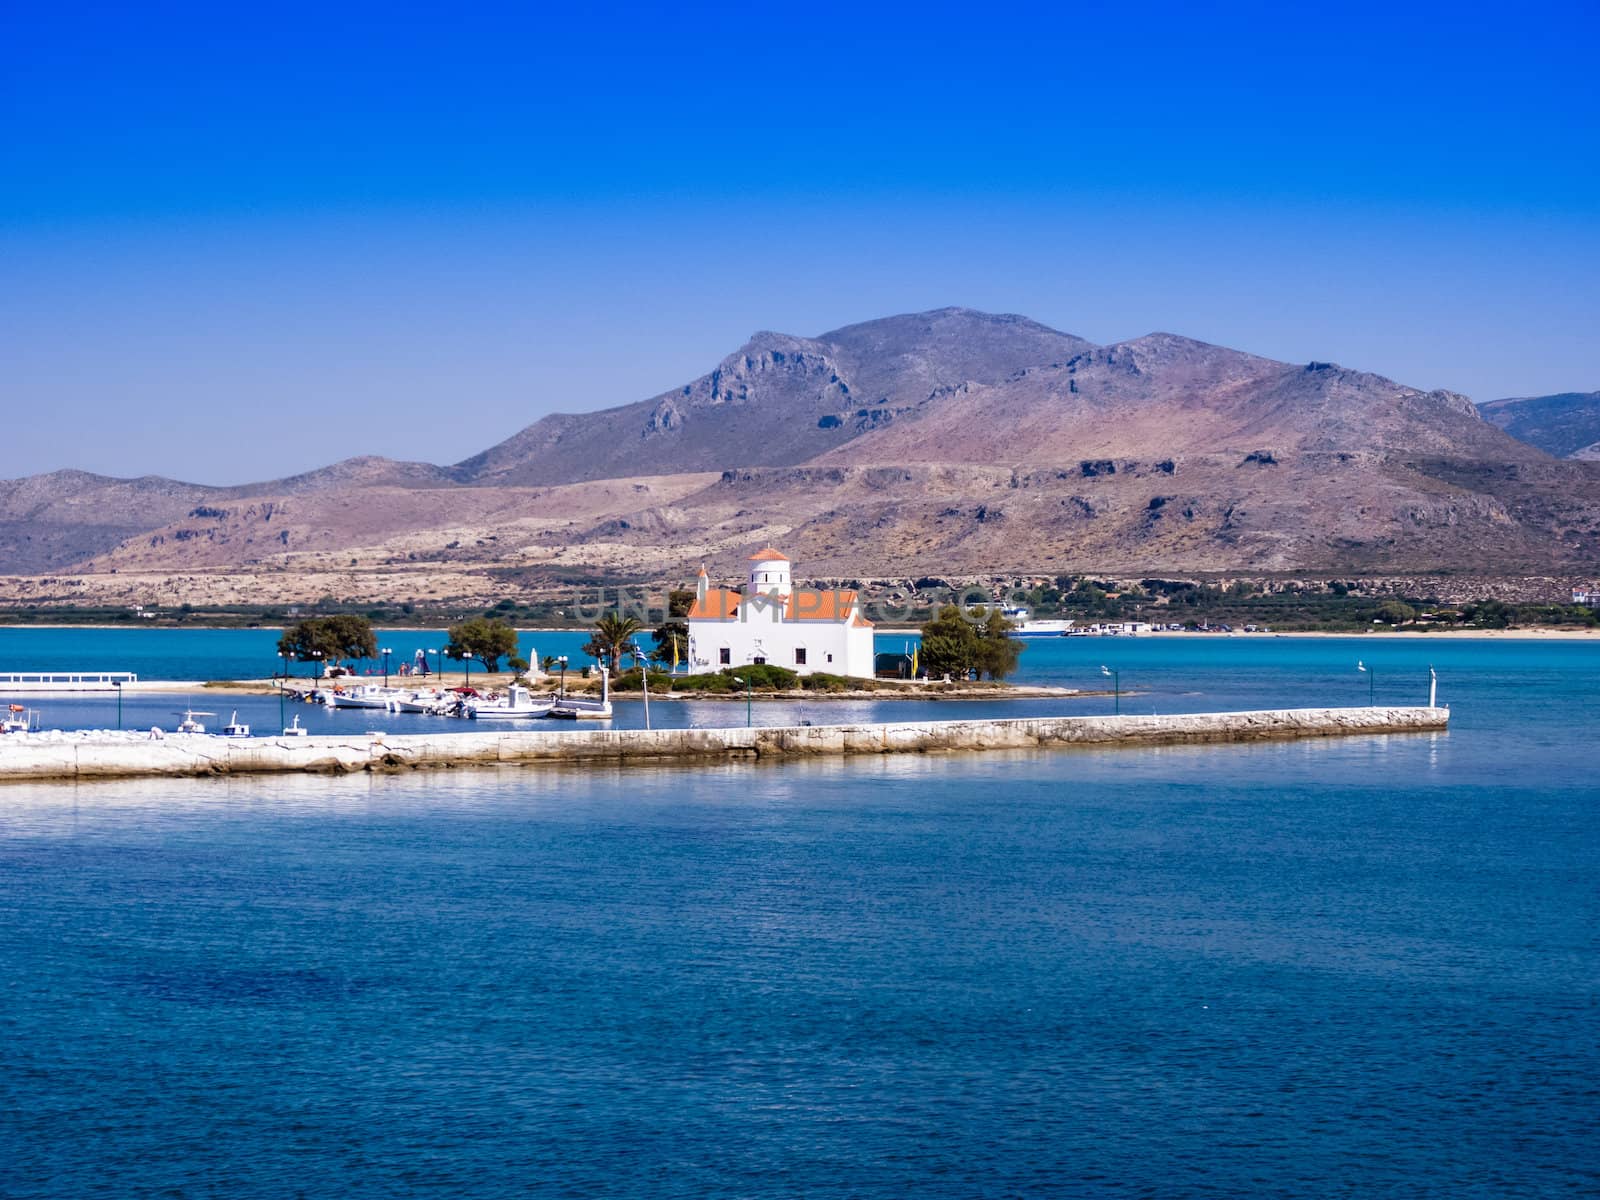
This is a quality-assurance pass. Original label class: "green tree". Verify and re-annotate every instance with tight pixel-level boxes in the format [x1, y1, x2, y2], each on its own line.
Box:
[918, 605, 982, 679]
[582, 612, 644, 668]
[973, 610, 1023, 679]
[651, 588, 694, 667]
[445, 616, 519, 672]
[1375, 600, 1417, 625]
[277, 615, 377, 665]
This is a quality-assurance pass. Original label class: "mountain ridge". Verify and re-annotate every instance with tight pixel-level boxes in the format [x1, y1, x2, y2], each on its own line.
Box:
[1, 308, 1595, 589]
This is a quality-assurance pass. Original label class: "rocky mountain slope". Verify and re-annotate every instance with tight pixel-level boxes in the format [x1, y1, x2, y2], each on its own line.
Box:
[2, 308, 1597, 596]
[0, 456, 453, 573]
[1479, 391, 1600, 459]
[455, 309, 1095, 486]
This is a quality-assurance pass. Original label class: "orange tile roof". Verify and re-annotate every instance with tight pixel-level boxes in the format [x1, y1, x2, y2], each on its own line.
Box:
[687, 589, 742, 620]
[747, 547, 790, 561]
[786, 589, 864, 622]
[688, 585, 872, 626]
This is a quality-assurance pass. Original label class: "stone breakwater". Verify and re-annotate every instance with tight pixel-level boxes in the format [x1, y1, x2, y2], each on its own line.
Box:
[0, 707, 1447, 783]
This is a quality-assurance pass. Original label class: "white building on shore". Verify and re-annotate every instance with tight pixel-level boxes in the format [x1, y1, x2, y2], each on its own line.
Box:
[686, 547, 875, 678]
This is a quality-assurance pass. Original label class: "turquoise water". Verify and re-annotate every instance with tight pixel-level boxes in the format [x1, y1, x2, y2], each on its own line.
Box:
[1, 634, 1597, 1195]
[0, 626, 590, 683]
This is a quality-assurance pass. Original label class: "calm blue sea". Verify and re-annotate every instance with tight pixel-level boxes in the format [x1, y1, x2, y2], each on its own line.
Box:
[2, 632, 1597, 1196]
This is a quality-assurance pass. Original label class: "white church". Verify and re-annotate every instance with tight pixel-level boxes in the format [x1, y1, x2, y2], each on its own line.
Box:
[686, 547, 876, 678]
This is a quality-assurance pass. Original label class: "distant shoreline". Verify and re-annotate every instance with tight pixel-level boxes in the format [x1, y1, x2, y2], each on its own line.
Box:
[171, 678, 1094, 700]
[4, 623, 1597, 640]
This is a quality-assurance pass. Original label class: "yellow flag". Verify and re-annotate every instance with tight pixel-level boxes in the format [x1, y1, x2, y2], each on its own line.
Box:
[672, 636, 680, 672]
[910, 644, 919, 676]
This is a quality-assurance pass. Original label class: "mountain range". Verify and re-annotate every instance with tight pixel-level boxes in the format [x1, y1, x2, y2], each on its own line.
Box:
[1477, 391, 1600, 460]
[3, 308, 1597, 604]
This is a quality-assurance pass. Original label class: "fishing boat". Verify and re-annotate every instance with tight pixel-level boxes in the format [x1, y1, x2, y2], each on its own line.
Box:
[221, 711, 252, 737]
[325, 684, 399, 710]
[282, 715, 309, 737]
[465, 684, 555, 720]
[389, 689, 453, 714]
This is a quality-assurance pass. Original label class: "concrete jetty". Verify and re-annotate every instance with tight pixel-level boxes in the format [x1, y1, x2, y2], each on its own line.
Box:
[0, 706, 1447, 783]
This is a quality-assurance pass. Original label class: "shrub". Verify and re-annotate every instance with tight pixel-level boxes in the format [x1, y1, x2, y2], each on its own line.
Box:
[611, 669, 674, 692]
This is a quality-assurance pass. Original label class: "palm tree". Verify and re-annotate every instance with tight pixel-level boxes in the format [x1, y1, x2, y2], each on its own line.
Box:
[583, 613, 643, 669]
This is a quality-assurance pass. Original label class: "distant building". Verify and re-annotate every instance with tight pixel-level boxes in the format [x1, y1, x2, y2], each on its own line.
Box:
[1574, 587, 1599, 607]
[686, 547, 875, 677]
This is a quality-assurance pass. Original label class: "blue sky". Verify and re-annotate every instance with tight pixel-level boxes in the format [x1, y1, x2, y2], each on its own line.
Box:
[4, 1, 1597, 483]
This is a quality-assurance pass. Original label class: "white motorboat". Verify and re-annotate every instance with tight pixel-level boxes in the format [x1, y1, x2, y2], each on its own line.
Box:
[546, 698, 613, 720]
[282, 715, 309, 737]
[325, 684, 399, 710]
[545, 667, 612, 719]
[390, 689, 453, 714]
[175, 709, 215, 734]
[466, 684, 555, 720]
[221, 711, 251, 737]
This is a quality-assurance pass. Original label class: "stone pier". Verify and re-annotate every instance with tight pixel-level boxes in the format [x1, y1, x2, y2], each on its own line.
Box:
[0, 706, 1448, 783]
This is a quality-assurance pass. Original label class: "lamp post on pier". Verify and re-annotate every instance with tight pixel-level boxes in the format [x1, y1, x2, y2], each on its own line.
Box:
[381, 647, 392, 686]
[732, 676, 752, 726]
[114, 679, 123, 730]
[1358, 660, 1374, 705]
[1101, 665, 1120, 715]
[427, 648, 439, 679]
[557, 655, 568, 699]
[462, 653, 474, 687]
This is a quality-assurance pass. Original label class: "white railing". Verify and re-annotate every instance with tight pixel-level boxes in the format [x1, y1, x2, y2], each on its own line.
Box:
[0, 672, 139, 685]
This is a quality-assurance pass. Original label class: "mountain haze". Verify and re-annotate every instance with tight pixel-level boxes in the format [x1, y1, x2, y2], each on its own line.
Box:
[1479, 391, 1600, 460]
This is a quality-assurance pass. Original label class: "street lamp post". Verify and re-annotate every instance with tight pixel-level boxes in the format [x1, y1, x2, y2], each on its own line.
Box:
[381, 648, 392, 686]
[310, 650, 324, 682]
[733, 676, 751, 726]
[1358, 660, 1374, 705]
[426, 648, 439, 679]
[462, 653, 474, 687]
[1101, 665, 1120, 715]
[557, 655, 568, 699]
[114, 679, 123, 730]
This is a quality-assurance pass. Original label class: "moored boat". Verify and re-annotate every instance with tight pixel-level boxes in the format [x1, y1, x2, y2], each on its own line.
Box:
[466, 685, 555, 720]
[175, 709, 215, 734]
[544, 666, 612, 720]
[389, 689, 452, 714]
[325, 684, 400, 710]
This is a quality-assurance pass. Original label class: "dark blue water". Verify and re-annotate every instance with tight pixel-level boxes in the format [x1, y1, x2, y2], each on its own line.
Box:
[2, 637, 1597, 1196]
